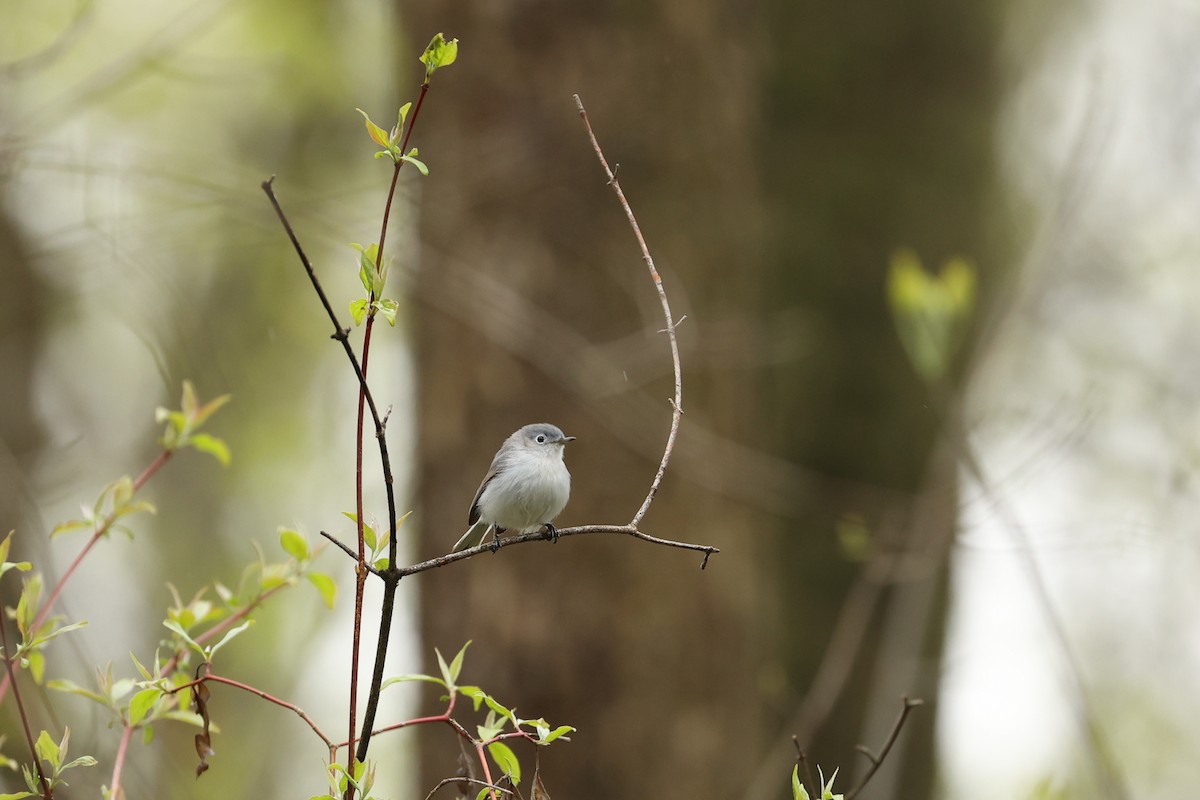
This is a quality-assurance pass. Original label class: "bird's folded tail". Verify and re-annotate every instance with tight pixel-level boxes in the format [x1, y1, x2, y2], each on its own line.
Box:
[452, 521, 491, 552]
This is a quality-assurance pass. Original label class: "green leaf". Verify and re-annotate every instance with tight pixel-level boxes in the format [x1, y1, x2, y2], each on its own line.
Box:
[130, 652, 152, 681]
[34, 730, 59, 770]
[47, 679, 108, 706]
[380, 673, 445, 691]
[356, 109, 390, 148]
[59, 755, 97, 771]
[128, 688, 162, 726]
[376, 298, 399, 326]
[48, 519, 91, 539]
[400, 153, 429, 176]
[349, 298, 369, 326]
[307, 572, 337, 610]
[163, 620, 206, 659]
[419, 32, 459, 78]
[448, 641, 470, 684]
[188, 433, 231, 466]
[887, 249, 976, 383]
[206, 620, 253, 660]
[0, 792, 35, 799]
[792, 764, 809, 800]
[435, 647, 454, 687]
[541, 725, 574, 743]
[487, 741, 521, 785]
[482, 693, 515, 724]
[280, 529, 309, 561]
[26, 651, 44, 685]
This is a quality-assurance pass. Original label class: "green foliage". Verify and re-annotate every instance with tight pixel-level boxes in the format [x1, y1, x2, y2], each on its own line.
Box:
[347, 242, 401, 327]
[155, 380, 232, 465]
[419, 32, 459, 81]
[10, 572, 88, 685]
[355, 107, 428, 174]
[315, 759, 380, 800]
[341, 510, 410, 571]
[8, 727, 97, 797]
[49, 476, 155, 540]
[792, 765, 843, 800]
[379, 642, 574, 793]
[887, 249, 976, 383]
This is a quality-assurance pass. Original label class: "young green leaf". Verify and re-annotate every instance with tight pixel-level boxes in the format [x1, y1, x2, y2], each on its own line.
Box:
[307, 572, 337, 609]
[487, 741, 521, 785]
[349, 298, 369, 326]
[128, 688, 162, 726]
[435, 646, 454, 686]
[540, 725, 575, 744]
[356, 109, 391, 148]
[420, 32, 459, 78]
[448, 640, 471, 684]
[380, 673, 445, 691]
[206, 620, 253, 660]
[47, 679, 109, 707]
[188, 433, 231, 466]
[34, 730, 59, 771]
[163, 619, 206, 659]
[376, 298, 399, 326]
[400, 153, 429, 176]
[280, 528, 310, 561]
[792, 764, 809, 800]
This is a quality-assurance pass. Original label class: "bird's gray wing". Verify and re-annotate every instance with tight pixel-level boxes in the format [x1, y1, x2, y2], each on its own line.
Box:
[468, 463, 498, 526]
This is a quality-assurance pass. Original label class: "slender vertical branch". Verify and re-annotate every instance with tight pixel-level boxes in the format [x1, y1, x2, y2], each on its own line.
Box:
[352, 79, 435, 767]
[0, 607, 51, 799]
[574, 94, 683, 528]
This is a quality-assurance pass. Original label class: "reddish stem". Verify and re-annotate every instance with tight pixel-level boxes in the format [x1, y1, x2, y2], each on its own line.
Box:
[0, 449, 173, 706]
[0, 604, 51, 798]
[109, 722, 136, 799]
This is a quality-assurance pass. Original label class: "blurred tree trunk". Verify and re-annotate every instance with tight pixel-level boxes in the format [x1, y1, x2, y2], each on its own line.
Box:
[408, 4, 769, 799]
[410, 2, 1004, 800]
[0, 206, 46, 560]
[757, 1, 1005, 798]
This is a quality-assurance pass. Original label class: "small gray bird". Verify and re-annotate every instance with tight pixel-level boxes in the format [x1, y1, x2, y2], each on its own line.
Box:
[452, 423, 575, 552]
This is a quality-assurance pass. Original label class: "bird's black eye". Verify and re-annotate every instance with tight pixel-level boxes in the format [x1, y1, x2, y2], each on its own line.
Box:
[536, 434, 547, 444]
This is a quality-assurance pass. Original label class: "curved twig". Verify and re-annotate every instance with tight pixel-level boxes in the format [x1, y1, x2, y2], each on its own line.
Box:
[574, 94, 683, 528]
[846, 696, 923, 800]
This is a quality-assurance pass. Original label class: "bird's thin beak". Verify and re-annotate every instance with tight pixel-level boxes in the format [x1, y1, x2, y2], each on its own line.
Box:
[562, 435, 576, 443]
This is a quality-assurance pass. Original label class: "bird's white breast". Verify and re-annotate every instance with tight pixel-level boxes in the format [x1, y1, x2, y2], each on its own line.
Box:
[477, 449, 571, 533]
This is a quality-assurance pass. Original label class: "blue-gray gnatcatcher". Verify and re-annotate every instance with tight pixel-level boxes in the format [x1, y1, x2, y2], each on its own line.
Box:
[452, 423, 575, 552]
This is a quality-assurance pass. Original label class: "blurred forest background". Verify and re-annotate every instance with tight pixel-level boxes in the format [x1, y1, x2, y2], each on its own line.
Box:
[3, 1, 1200, 799]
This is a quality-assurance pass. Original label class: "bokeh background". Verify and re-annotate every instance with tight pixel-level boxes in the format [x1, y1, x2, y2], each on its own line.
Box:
[3, 1, 1200, 798]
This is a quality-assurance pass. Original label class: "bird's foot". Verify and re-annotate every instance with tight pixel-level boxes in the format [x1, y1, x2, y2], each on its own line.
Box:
[489, 526, 504, 554]
[543, 523, 560, 544]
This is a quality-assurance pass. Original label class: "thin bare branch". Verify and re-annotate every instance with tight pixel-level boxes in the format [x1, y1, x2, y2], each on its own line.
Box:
[574, 94, 683, 528]
[322, 525, 720, 577]
[845, 696, 923, 800]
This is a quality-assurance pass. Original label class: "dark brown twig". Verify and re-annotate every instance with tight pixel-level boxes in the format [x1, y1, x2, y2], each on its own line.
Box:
[845, 696, 923, 800]
[574, 94, 683, 528]
[322, 524, 720, 576]
[792, 736, 817, 800]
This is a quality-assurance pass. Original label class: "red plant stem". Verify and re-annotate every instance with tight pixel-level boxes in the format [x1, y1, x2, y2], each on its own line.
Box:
[0, 606, 51, 798]
[171, 673, 333, 749]
[0, 449, 173, 706]
[108, 722, 136, 799]
[350, 81, 433, 770]
[336, 692, 455, 749]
